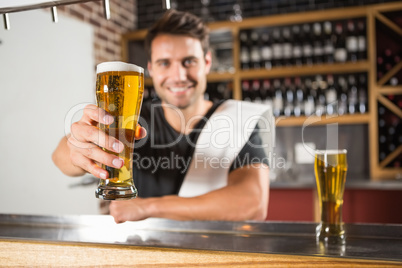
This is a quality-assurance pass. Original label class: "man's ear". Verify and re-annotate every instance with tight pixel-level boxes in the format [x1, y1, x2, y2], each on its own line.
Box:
[204, 51, 212, 74]
[147, 61, 153, 77]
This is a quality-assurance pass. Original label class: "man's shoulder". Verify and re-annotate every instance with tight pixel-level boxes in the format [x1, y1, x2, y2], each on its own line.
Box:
[214, 100, 272, 118]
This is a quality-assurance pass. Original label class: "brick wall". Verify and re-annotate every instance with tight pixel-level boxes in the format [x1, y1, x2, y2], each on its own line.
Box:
[57, 0, 137, 66]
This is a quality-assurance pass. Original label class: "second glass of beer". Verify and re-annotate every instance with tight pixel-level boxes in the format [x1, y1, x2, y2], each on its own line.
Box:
[95, 61, 144, 200]
[314, 149, 348, 244]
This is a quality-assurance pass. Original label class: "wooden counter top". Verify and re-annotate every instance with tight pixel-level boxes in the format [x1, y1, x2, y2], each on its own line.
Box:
[1, 239, 401, 267]
[1, 214, 401, 265]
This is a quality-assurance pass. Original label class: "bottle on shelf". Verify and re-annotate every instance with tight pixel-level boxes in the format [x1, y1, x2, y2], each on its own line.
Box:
[377, 54, 385, 81]
[294, 77, 304, 117]
[282, 26, 293, 67]
[325, 74, 338, 115]
[334, 22, 347, 63]
[260, 32, 273, 70]
[337, 75, 348, 115]
[323, 21, 335, 64]
[284, 77, 295, 117]
[302, 23, 314, 66]
[378, 105, 387, 161]
[304, 78, 315, 116]
[312, 22, 324, 64]
[262, 79, 273, 108]
[250, 31, 261, 69]
[314, 75, 326, 116]
[358, 74, 368, 114]
[252, 79, 262, 103]
[217, 82, 232, 100]
[347, 75, 358, 114]
[240, 31, 250, 70]
[273, 79, 284, 116]
[356, 19, 367, 60]
[346, 20, 358, 62]
[292, 25, 303, 66]
[272, 28, 284, 67]
[383, 48, 393, 73]
[242, 80, 251, 101]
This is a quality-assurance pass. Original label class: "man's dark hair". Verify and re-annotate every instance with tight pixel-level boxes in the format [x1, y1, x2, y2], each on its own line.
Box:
[144, 9, 210, 60]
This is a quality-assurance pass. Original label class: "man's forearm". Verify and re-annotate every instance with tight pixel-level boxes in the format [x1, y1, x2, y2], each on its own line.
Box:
[109, 164, 269, 223]
[143, 166, 269, 221]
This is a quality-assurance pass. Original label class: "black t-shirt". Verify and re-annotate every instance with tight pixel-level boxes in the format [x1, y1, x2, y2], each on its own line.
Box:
[132, 99, 268, 197]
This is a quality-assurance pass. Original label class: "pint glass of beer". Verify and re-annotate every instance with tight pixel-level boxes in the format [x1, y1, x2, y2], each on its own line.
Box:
[95, 61, 144, 200]
[314, 149, 348, 243]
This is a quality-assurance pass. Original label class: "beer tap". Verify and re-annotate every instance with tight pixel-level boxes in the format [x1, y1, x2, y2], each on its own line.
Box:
[3, 13, 10, 30]
[162, 0, 171, 10]
[0, 0, 112, 29]
[103, 0, 110, 20]
[51, 6, 58, 23]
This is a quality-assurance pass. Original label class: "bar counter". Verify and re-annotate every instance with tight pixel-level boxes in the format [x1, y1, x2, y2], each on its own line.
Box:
[0, 214, 401, 267]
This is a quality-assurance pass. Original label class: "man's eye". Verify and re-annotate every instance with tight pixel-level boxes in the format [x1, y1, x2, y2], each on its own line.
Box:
[159, 61, 169, 67]
[183, 59, 196, 67]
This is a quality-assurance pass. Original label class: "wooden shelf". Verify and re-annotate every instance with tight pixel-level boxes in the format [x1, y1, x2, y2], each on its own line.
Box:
[239, 62, 370, 80]
[207, 72, 235, 82]
[375, 11, 402, 37]
[378, 86, 402, 95]
[275, 113, 371, 127]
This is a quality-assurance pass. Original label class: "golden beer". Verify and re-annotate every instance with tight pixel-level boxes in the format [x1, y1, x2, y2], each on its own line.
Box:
[95, 61, 144, 200]
[314, 150, 348, 243]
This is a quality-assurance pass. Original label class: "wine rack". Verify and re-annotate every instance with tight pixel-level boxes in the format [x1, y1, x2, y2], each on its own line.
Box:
[122, 2, 402, 180]
[370, 3, 402, 179]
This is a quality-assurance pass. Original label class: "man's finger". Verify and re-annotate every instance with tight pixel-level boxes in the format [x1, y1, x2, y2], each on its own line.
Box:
[135, 125, 147, 140]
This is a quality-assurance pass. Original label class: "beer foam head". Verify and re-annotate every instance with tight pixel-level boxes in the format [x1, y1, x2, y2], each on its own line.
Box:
[96, 61, 144, 74]
[315, 149, 347, 155]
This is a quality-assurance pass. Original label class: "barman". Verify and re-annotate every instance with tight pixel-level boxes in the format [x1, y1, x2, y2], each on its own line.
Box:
[52, 9, 272, 223]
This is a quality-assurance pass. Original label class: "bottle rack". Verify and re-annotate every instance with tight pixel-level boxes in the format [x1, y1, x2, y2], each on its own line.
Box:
[122, 2, 402, 180]
[369, 3, 402, 179]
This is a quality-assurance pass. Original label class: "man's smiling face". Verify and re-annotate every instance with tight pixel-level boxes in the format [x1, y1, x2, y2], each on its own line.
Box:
[148, 34, 211, 109]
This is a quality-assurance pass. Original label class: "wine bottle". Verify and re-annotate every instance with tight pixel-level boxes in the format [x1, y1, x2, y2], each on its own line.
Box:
[304, 78, 315, 116]
[378, 105, 387, 161]
[334, 22, 347, 63]
[282, 26, 293, 66]
[250, 31, 261, 69]
[358, 74, 368, 114]
[240, 31, 250, 70]
[313, 22, 324, 64]
[292, 25, 303, 66]
[348, 75, 358, 114]
[262, 79, 273, 108]
[337, 75, 348, 115]
[273, 79, 284, 116]
[242, 80, 251, 101]
[323, 21, 335, 63]
[302, 24, 313, 65]
[260, 32, 273, 70]
[272, 28, 284, 67]
[284, 77, 295, 117]
[346, 20, 358, 62]
[326, 74, 338, 115]
[377, 55, 385, 80]
[294, 77, 304, 117]
[252, 79, 262, 103]
[314, 75, 326, 116]
[357, 19, 367, 60]
[217, 82, 231, 100]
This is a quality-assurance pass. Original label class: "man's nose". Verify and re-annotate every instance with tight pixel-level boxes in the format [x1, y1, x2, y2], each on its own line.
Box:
[169, 62, 187, 81]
